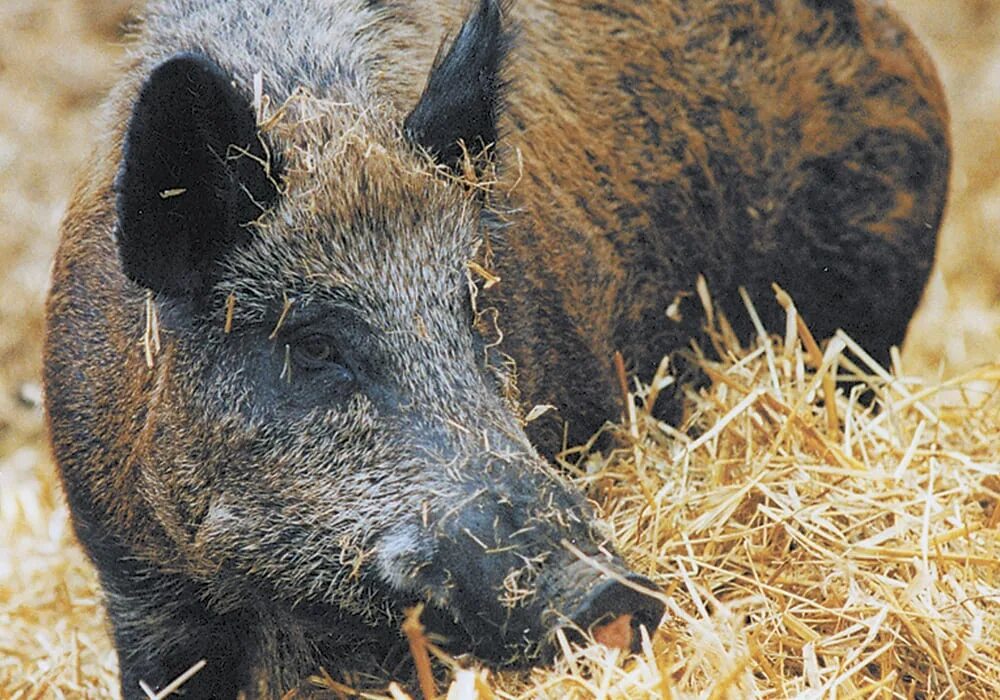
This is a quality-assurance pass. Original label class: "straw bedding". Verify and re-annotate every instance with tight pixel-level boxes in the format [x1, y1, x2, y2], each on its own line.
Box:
[2, 288, 998, 699]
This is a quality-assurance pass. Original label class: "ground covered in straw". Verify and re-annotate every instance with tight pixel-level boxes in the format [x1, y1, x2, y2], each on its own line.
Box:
[1, 1, 999, 699]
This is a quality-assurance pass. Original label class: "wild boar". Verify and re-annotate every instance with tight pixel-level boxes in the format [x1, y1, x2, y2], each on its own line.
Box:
[43, 0, 949, 697]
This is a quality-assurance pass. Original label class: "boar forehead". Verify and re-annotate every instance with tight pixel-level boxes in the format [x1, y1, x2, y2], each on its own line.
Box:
[220, 97, 483, 332]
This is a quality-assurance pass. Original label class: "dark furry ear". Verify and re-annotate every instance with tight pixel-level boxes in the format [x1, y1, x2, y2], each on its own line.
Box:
[115, 52, 278, 298]
[404, 0, 511, 169]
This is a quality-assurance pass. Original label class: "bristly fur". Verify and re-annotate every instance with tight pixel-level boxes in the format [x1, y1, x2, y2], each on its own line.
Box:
[404, 0, 515, 169]
[44, 0, 950, 698]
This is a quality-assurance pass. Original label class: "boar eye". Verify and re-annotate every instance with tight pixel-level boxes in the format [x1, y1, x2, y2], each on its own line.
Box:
[291, 334, 344, 371]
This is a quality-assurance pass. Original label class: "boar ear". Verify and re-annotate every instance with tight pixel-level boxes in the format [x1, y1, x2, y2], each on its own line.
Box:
[115, 52, 278, 298]
[404, 0, 511, 170]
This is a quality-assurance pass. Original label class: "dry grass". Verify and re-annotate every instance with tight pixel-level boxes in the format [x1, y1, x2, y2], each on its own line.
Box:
[1, 1, 999, 699]
[0, 449, 120, 697]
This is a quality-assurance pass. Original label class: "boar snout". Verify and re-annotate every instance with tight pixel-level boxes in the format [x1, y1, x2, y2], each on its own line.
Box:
[377, 427, 664, 663]
[541, 559, 664, 655]
[413, 507, 665, 663]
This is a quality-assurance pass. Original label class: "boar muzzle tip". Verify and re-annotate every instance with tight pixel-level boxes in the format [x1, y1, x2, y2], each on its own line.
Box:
[562, 571, 665, 654]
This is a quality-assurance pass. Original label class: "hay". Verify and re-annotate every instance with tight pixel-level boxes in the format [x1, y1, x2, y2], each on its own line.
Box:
[0, 447, 119, 698]
[2, 287, 998, 699]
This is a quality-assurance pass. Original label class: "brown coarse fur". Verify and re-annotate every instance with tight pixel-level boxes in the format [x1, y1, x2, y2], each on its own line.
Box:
[43, 0, 949, 698]
[488, 0, 950, 451]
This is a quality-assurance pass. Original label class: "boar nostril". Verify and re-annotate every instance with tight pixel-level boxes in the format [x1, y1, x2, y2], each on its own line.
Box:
[567, 572, 664, 653]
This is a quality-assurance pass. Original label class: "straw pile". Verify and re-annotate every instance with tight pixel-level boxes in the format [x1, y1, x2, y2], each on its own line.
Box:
[2, 286, 998, 699]
[0, 448, 120, 697]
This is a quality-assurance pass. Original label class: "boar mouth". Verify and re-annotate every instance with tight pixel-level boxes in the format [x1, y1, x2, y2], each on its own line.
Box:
[416, 600, 547, 666]
[410, 564, 665, 666]
[269, 547, 663, 671]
